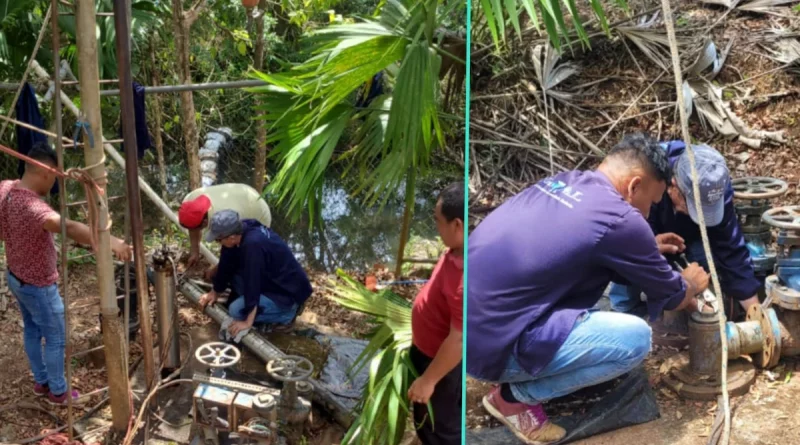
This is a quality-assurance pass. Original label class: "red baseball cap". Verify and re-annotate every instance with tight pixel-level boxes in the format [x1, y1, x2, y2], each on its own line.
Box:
[178, 195, 212, 229]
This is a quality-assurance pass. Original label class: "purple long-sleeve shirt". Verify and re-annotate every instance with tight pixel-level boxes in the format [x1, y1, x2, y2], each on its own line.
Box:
[467, 170, 687, 381]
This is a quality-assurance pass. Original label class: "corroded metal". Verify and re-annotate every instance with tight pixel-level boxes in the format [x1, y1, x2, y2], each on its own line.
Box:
[688, 311, 723, 375]
[662, 353, 756, 401]
[651, 309, 690, 348]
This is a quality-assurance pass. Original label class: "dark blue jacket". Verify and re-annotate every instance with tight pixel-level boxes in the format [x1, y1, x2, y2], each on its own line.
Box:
[213, 220, 312, 317]
[648, 141, 760, 300]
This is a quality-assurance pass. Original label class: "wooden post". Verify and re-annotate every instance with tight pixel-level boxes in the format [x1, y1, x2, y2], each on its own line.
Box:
[113, 0, 156, 390]
[74, 0, 131, 430]
[252, 0, 269, 192]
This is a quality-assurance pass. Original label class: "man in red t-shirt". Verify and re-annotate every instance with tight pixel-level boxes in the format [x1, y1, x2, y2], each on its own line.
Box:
[0, 142, 131, 406]
[407, 181, 464, 444]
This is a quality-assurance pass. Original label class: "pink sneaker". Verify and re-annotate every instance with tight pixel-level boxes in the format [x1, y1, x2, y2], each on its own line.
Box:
[482, 386, 566, 445]
[33, 383, 49, 396]
[47, 390, 81, 406]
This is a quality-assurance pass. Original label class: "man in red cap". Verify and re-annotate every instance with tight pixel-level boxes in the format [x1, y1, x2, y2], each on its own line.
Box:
[179, 183, 272, 276]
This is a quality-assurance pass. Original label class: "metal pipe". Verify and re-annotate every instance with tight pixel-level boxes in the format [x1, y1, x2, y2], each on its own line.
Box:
[98, 79, 268, 96]
[113, 0, 156, 389]
[179, 280, 354, 428]
[30, 60, 218, 265]
[777, 308, 800, 356]
[689, 311, 723, 376]
[153, 257, 180, 371]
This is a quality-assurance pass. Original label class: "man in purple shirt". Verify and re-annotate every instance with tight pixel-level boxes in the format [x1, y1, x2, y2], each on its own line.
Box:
[467, 133, 710, 444]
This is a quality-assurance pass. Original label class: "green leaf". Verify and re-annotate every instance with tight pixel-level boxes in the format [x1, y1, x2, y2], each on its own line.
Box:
[237, 41, 247, 56]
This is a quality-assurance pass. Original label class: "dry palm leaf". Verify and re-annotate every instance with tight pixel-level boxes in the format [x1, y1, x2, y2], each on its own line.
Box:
[738, 0, 798, 13]
[531, 44, 580, 105]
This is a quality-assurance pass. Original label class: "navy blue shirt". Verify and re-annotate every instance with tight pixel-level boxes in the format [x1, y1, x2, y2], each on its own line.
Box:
[648, 141, 760, 300]
[467, 170, 687, 381]
[213, 220, 312, 317]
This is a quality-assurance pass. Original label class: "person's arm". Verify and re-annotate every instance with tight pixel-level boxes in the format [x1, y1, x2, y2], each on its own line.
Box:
[708, 187, 761, 308]
[212, 246, 236, 294]
[43, 213, 131, 260]
[595, 209, 693, 321]
[188, 228, 202, 263]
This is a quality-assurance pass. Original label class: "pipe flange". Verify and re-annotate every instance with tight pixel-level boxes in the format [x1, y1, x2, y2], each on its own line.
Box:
[195, 342, 241, 368]
[252, 392, 277, 412]
[266, 355, 313, 382]
[733, 177, 789, 200]
[763, 206, 800, 231]
[766, 275, 800, 311]
[746, 305, 782, 369]
[662, 353, 756, 401]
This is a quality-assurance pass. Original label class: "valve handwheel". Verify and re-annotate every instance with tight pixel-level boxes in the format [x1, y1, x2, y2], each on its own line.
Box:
[266, 355, 313, 382]
[732, 177, 789, 200]
[762, 206, 800, 230]
[195, 342, 241, 368]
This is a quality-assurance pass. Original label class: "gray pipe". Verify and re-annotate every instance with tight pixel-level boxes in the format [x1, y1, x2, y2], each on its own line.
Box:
[179, 280, 354, 428]
[154, 262, 181, 371]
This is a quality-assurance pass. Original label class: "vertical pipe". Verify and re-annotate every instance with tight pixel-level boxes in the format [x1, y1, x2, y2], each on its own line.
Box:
[112, 0, 156, 389]
[153, 259, 180, 371]
[75, 0, 131, 429]
[50, 0, 72, 438]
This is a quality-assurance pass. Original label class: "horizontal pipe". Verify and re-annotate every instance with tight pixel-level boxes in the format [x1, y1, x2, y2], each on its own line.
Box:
[179, 280, 354, 428]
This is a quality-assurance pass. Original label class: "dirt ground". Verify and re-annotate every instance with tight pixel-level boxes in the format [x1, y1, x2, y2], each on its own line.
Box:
[0, 260, 389, 444]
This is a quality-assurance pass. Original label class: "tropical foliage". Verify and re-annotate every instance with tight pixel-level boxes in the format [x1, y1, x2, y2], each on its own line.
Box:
[328, 270, 426, 445]
[249, 0, 465, 225]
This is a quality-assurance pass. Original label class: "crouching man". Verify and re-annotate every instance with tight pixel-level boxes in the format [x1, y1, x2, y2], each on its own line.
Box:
[466, 134, 710, 444]
[198, 210, 311, 335]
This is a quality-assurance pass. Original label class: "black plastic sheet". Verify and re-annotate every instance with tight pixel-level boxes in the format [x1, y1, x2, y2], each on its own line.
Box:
[466, 366, 660, 444]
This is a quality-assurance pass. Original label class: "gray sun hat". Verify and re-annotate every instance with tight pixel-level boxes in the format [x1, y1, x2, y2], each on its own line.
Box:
[675, 144, 729, 227]
[205, 209, 243, 242]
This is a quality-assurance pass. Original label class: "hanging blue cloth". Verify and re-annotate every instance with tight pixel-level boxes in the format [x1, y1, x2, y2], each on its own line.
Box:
[15, 83, 58, 195]
[119, 81, 152, 159]
[355, 71, 384, 108]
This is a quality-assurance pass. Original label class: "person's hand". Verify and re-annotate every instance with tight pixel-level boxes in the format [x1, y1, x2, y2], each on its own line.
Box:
[655, 232, 685, 255]
[199, 291, 218, 309]
[407, 376, 437, 405]
[111, 237, 133, 262]
[228, 320, 252, 337]
[187, 252, 200, 268]
[682, 262, 709, 296]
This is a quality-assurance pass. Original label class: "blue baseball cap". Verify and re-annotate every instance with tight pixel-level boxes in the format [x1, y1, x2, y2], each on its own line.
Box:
[675, 144, 729, 227]
[206, 209, 243, 242]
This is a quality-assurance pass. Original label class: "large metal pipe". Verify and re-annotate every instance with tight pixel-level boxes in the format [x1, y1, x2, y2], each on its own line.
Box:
[179, 280, 354, 428]
[153, 254, 181, 372]
[689, 311, 723, 376]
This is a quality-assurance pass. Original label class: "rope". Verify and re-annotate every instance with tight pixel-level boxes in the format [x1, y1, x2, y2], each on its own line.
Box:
[0, 142, 110, 253]
[0, 5, 52, 141]
[659, 2, 731, 445]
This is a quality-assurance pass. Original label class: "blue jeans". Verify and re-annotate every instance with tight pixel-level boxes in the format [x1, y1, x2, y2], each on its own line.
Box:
[497, 311, 651, 404]
[7, 272, 67, 394]
[228, 295, 298, 325]
[609, 241, 708, 314]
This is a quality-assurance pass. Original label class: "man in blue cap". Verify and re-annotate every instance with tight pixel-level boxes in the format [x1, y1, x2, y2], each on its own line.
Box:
[198, 210, 312, 335]
[608, 140, 761, 317]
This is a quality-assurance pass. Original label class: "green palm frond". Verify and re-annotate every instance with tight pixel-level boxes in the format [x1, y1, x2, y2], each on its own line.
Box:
[328, 270, 428, 445]
[476, 0, 629, 52]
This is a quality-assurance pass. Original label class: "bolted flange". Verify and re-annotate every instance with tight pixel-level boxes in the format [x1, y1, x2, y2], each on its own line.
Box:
[745, 305, 782, 369]
[661, 353, 756, 401]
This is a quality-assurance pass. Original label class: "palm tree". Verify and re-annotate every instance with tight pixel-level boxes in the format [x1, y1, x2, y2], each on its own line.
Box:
[248, 0, 465, 275]
[476, 0, 629, 51]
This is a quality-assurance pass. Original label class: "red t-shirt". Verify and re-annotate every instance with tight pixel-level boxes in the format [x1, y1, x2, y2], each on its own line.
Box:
[0, 180, 59, 287]
[411, 249, 463, 359]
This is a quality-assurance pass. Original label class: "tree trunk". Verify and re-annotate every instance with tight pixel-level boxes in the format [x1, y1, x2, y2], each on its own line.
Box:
[394, 169, 416, 278]
[171, 0, 201, 190]
[252, 0, 269, 192]
[75, 0, 131, 430]
[149, 36, 170, 236]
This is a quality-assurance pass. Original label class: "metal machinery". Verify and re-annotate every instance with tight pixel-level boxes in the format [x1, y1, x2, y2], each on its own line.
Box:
[732, 177, 789, 279]
[662, 203, 800, 400]
[153, 247, 181, 377]
[191, 343, 314, 445]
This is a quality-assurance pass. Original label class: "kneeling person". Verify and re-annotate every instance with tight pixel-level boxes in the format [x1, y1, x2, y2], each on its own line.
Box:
[198, 210, 311, 335]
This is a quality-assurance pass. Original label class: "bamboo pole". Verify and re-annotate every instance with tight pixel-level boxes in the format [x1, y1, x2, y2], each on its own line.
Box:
[50, 0, 73, 438]
[30, 61, 219, 265]
[252, 0, 268, 192]
[113, 0, 156, 390]
[74, 0, 130, 430]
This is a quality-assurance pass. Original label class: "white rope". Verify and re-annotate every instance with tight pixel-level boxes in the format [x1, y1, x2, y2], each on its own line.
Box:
[659, 1, 730, 444]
